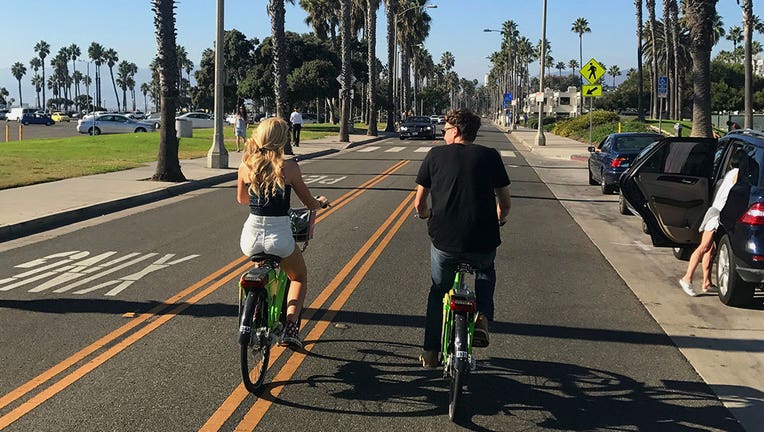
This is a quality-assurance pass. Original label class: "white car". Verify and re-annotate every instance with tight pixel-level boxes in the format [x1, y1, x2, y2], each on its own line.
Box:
[76, 114, 156, 135]
[176, 112, 214, 128]
[225, 113, 237, 125]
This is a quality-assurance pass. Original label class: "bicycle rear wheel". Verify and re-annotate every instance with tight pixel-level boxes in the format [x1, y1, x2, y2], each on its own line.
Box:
[448, 313, 469, 421]
[240, 291, 270, 393]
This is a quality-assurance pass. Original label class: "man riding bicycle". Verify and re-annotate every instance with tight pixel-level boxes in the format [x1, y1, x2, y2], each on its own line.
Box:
[414, 108, 511, 367]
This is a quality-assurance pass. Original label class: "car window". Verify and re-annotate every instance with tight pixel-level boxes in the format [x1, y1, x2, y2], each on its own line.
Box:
[410, 116, 430, 123]
[614, 135, 661, 151]
[664, 141, 713, 176]
[601, 138, 612, 152]
[737, 143, 760, 187]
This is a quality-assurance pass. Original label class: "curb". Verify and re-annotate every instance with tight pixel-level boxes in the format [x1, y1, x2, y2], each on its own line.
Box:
[0, 147, 345, 243]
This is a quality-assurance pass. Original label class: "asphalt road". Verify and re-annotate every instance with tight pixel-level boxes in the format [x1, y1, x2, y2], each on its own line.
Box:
[2, 119, 81, 141]
[0, 130, 743, 431]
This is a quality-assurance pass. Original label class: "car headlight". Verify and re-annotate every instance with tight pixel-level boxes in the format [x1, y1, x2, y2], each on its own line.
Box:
[400, 126, 408, 131]
[425, 126, 432, 130]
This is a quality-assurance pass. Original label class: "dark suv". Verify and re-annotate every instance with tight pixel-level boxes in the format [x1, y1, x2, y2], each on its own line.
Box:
[620, 131, 764, 307]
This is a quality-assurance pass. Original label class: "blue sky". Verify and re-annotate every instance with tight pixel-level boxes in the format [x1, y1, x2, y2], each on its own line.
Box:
[1, 0, 760, 108]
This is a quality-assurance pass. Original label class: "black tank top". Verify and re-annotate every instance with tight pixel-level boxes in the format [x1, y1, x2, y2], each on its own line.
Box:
[248, 184, 291, 216]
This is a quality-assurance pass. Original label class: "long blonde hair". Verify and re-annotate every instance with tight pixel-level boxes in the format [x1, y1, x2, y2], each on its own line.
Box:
[243, 117, 288, 197]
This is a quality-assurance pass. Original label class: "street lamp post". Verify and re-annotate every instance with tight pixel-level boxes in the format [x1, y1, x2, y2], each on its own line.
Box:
[207, 0, 228, 168]
[534, 0, 547, 146]
[394, 3, 436, 119]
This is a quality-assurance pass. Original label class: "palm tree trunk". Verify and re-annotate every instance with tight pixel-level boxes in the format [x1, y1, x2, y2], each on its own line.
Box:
[743, 0, 753, 128]
[686, 0, 715, 137]
[151, 0, 185, 182]
[384, 0, 397, 132]
[670, 0, 681, 120]
[636, 0, 645, 122]
[268, 0, 293, 154]
[647, 0, 658, 118]
[367, 0, 378, 136]
[339, 0, 351, 142]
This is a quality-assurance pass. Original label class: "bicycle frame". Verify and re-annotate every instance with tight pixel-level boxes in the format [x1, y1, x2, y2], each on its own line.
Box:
[238, 260, 289, 346]
[440, 268, 477, 365]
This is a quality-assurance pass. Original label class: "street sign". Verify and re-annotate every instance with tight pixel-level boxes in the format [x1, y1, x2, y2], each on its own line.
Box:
[657, 76, 668, 98]
[336, 74, 357, 86]
[580, 58, 606, 84]
[503, 92, 513, 109]
[582, 84, 602, 97]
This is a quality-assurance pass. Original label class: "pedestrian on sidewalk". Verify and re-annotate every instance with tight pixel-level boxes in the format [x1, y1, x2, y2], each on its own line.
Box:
[289, 107, 304, 147]
[235, 107, 248, 152]
[237, 117, 329, 347]
[674, 122, 682, 137]
[414, 108, 512, 367]
[679, 149, 743, 296]
[727, 120, 741, 131]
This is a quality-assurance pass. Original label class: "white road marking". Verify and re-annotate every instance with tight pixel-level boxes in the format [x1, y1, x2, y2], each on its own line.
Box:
[415, 147, 433, 152]
[357, 146, 380, 152]
[500, 151, 516, 158]
[385, 147, 406, 152]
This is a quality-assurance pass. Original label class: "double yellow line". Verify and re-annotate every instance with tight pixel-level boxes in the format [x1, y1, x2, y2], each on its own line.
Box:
[0, 159, 411, 431]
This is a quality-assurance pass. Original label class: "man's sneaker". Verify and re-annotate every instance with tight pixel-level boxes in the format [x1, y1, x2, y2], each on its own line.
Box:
[473, 314, 490, 348]
[419, 350, 439, 368]
[278, 320, 302, 349]
[679, 278, 698, 297]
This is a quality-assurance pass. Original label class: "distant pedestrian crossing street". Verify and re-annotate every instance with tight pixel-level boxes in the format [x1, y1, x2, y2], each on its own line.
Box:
[354, 146, 516, 158]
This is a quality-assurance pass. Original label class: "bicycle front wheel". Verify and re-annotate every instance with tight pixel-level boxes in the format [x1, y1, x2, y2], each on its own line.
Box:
[240, 291, 270, 393]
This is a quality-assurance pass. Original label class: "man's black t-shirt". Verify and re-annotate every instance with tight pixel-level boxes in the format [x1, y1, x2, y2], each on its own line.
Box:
[416, 143, 510, 253]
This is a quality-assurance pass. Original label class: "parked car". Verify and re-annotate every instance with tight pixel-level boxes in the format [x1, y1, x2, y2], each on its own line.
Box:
[588, 132, 664, 194]
[0, 109, 9, 120]
[7, 107, 39, 121]
[620, 132, 764, 307]
[399, 116, 437, 140]
[76, 113, 155, 135]
[176, 112, 214, 128]
[51, 111, 71, 122]
[429, 114, 440, 124]
[19, 113, 55, 126]
[225, 113, 237, 125]
[302, 113, 317, 124]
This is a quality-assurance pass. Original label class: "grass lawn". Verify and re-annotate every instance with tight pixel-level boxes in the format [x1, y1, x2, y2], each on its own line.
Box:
[0, 123, 370, 190]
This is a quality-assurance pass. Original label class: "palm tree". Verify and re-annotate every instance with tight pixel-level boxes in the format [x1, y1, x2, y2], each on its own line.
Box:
[668, 0, 681, 121]
[88, 42, 105, 109]
[608, 64, 621, 87]
[11, 62, 26, 107]
[397, 2, 432, 114]
[103, 48, 120, 110]
[34, 40, 50, 111]
[571, 18, 590, 82]
[151, 0, 185, 182]
[568, 59, 579, 76]
[0, 87, 9, 107]
[366, 0, 380, 136]
[117, 61, 138, 112]
[301, 0, 339, 42]
[727, 25, 744, 62]
[141, 82, 150, 113]
[685, 0, 717, 137]
[339, 0, 351, 141]
[635, 0, 645, 121]
[383, 0, 398, 132]
[31, 75, 43, 108]
[555, 62, 566, 77]
[662, 0, 675, 119]
[646, 0, 659, 117]
[268, 0, 296, 153]
[68, 44, 81, 101]
[740, 0, 754, 128]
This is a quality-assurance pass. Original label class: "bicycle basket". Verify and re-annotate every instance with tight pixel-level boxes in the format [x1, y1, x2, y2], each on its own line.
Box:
[290, 208, 316, 242]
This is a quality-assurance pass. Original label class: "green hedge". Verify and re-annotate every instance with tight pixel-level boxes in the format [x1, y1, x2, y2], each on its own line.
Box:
[552, 110, 621, 137]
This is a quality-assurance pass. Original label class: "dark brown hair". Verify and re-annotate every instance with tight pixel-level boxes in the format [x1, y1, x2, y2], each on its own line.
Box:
[444, 109, 481, 142]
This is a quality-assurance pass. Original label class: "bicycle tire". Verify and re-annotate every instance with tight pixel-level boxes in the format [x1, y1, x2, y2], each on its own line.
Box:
[240, 291, 270, 393]
[448, 313, 469, 421]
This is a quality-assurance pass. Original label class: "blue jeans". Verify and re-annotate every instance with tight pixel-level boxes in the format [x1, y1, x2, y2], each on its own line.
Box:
[423, 244, 496, 351]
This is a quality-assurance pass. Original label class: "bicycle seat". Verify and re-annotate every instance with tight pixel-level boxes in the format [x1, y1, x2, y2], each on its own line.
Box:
[249, 253, 282, 263]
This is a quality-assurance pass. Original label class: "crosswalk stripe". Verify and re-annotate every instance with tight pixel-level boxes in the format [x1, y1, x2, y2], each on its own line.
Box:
[415, 147, 432, 153]
[385, 147, 406, 152]
[500, 150, 516, 158]
[357, 146, 380, 152]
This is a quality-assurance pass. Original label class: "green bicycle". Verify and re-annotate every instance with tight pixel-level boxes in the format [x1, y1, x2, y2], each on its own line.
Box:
[440, 263, 479, 421]
[237, 207, 318, 393]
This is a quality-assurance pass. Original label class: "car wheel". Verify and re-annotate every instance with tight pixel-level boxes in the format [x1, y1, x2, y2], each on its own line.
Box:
[135, 128, 147, 133]
[716, 235, 757, 307]
[672, 247, 693, 261]
[89, 127, 101, 136]
[618, 192, 631, 215]
[21, 121, 29, 125]
[399, 136, 405, 140]
[154, 122, 160, 129]
[588, 165, 598, 185]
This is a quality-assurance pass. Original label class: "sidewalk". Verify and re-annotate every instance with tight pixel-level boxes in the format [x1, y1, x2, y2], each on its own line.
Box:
[499, 124, 592, 162]
[0, 131, 393, 242]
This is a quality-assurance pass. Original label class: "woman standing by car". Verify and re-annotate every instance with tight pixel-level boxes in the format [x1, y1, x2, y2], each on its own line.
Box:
[234, 107, 248, 152]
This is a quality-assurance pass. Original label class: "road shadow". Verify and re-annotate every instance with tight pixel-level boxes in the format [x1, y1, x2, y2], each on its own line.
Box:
[257, 339, 748, 431]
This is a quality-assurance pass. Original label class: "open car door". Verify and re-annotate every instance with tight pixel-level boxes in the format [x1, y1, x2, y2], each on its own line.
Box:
[620, 137, 717, 248]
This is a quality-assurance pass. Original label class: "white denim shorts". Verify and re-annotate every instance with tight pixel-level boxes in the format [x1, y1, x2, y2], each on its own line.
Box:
[240, 214, 296, 258]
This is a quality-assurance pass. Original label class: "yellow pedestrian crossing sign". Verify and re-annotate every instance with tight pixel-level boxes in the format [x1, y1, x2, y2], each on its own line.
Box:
[582, 84, 602, 97]
[580, 58, 605, 84]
